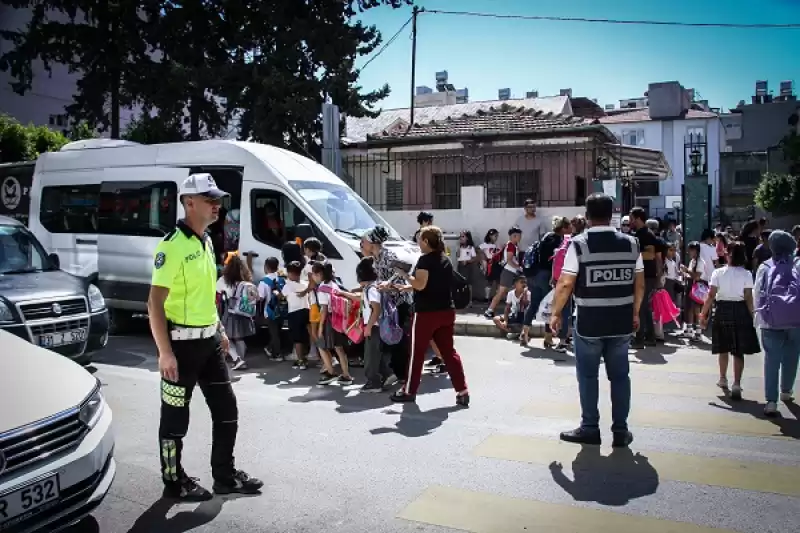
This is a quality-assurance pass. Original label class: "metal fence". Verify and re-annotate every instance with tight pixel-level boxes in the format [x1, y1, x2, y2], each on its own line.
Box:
[340, 146, 598, 211]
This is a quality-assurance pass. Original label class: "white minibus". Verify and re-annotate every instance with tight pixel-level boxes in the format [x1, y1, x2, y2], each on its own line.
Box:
[27, 139, 419, 329]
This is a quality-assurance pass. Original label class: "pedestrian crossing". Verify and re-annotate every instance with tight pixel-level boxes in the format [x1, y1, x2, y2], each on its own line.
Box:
[395, 339, 800, 533]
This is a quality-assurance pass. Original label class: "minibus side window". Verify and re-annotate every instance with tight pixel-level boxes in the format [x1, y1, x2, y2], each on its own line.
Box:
[250, 190, 341, 259]
[40, 185, 101, 233]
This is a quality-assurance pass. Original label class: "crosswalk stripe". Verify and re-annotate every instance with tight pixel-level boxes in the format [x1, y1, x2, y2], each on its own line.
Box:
[554, 375, 727, 399]
[398, 485, 737, 533]
[520, 401, 797, 438]
[474, 434, 800, 497]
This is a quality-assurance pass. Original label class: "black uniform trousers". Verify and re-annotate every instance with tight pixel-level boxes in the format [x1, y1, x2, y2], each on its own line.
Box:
[159, 333, 238, 485]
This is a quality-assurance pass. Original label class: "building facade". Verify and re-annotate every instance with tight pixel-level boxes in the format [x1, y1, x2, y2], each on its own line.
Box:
[598, 82, 723, 220]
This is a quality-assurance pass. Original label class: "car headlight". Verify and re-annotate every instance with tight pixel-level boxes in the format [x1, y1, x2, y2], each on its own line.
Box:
[0, 301, 14, 324]
[88, 284, 106, 312]
[79, 388, 105, 429]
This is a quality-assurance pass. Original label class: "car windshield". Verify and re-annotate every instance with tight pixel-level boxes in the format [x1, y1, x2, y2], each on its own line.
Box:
[289, 180, 403, 241]
[0, 225, 52, 274]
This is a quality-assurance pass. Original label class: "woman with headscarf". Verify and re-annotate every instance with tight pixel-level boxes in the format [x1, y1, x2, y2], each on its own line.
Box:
[754, 230, 800, 416]
[361, 226, 411, 384]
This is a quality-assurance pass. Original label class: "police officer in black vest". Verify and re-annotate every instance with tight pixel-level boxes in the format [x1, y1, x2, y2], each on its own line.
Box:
[549, 193, 644, 447]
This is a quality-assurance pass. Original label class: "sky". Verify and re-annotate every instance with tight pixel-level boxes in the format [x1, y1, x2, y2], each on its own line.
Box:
[354, 0, 800, 112]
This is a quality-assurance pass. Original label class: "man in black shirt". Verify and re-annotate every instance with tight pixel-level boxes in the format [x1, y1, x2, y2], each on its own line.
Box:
[629, 208, 661, 347]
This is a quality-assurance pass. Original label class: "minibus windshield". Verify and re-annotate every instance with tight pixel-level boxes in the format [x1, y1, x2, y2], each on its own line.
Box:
[290, 181, 403, 241]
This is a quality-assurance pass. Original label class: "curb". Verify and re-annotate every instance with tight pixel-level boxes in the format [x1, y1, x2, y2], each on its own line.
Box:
[453, 317, 546, 338]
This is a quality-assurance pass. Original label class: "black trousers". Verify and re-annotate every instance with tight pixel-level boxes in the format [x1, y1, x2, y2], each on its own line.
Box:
[389, 302, 412, 381]
[159, 334, 238, 485]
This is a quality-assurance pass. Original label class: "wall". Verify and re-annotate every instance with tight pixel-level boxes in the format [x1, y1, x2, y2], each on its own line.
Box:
[0, 6, 138, 134]
[343, 144, 594, 211]
[603, 116, 722, 215]
[376, 186, 584, 240]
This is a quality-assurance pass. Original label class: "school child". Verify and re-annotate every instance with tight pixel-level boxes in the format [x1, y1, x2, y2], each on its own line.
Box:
[681, 241, 708, 341]
[664, 245, 683, 311]
[312, 262, 354, 385]
[282, 261, 311, 369]
[479, 229, 501, 301]
[485, 226, 523, 319]
[216, 254, 257, 371]
[257, 256, 286, 361]
[492, 276, 529, 338]
[457, 230, 481, 305]
[301, 237, 326, 364]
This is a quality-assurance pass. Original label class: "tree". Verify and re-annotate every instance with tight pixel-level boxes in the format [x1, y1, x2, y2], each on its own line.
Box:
[227, 0, 411, 154]
[122, 113, 186, 145]
[754, 111, 800, 214]
[0, 114, 69, 163]
[0, 0, 150, 138]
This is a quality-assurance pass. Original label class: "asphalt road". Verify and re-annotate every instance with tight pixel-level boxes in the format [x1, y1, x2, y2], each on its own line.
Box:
[65, 324, 800, 533]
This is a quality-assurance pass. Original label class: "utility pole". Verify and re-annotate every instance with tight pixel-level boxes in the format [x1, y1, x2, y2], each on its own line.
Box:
[409, 6, 420, 128]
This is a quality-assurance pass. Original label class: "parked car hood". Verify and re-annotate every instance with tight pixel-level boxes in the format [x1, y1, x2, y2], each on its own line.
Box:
[0, 331, 97, 434]
[0, 269, 85, 304]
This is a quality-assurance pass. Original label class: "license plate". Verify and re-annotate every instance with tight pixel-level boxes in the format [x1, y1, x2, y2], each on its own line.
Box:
[38, 328, 87, 348]
[0, 474, 60, 530]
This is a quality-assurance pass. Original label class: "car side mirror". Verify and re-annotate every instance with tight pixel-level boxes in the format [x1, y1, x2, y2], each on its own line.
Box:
[296, 223, 314, 241]
[48, 253, 60, 270]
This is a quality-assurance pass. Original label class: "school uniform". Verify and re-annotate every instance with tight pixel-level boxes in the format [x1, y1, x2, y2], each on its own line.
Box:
[710, 266, 760, 357]
[282, 279, 310, 344]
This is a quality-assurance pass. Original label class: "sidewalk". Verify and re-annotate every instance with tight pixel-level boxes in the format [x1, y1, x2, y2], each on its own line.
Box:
[455, 303, 546, 338]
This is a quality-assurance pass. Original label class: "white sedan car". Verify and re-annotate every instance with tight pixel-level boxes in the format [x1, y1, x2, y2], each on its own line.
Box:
[0, 331, 115, 533]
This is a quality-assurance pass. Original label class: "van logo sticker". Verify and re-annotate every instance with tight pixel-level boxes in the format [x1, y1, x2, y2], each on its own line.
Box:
[155, 252, 166, 269]
[1, 177, 21, 211]
[52, 303, 62, 315]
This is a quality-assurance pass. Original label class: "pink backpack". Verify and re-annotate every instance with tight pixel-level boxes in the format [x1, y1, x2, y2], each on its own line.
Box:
[551, 235, 571, 281]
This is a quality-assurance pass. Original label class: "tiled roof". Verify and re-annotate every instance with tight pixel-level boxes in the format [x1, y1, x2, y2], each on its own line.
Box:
[366, 106, 588, 141]
[598, 107, 719, 124]
[343, 95, 572, 144]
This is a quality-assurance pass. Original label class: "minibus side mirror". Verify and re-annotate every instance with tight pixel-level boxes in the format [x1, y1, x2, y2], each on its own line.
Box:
[295, 223, 314, 241]
[48, 253, 60, 270]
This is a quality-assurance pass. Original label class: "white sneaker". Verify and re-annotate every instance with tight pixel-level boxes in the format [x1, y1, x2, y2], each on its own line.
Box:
[232, 359, 248, 371]
[506, 332, 518, 340]
[764, 401, 778, 417]
[780, 392, 795, 403]
[717, 377, 729, 389]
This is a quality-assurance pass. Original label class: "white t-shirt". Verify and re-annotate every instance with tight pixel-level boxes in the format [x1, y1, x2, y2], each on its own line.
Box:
[665, 258, 680, 281]
[479, 242, 499, 270]
[688, 257, 713, 282]
[216, 278, 236, 299]
[315, 281, 337, 308]
[282, 279, 309, 313]
[710, 265, 753, 301]
[458, 246, 477, 263]
[361, 284, 381, 325]
[505, 289, 530, 316]
[700, 243, 718, 275]
[561, 227, 644, 276]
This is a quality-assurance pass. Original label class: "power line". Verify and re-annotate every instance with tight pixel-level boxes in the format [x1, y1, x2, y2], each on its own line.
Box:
[424, 9, 800, 29]
[360, 15, 413, 72]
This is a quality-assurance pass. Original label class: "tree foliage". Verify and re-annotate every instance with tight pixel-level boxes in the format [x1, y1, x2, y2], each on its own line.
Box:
[754, 115, 800, 214]
[1, 0, 411, 147]
[122, 113, 186, 145]
[0, 114, 70, 163]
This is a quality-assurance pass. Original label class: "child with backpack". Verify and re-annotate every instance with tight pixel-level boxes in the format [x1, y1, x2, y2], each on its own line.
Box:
[699, 241, 760, 400]
[753, 230, 800, 416]
[312, 261, 354, 385]
[479, 229, 501, 301]
[217, 253, 258, 371]
[456, 230, 481, 306]
[283, 261, 311, 370]
[484, 226, 523, 319]
[257, 256, 287, 361]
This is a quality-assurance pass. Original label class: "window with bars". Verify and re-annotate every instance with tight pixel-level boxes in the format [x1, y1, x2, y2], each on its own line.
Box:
[733, 169, 761, 187]
[432, 170, 540, 209]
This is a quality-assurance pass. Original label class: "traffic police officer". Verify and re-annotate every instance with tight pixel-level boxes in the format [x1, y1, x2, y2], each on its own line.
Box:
[149, 174, 262, 500]
[549, 193, 644, 448]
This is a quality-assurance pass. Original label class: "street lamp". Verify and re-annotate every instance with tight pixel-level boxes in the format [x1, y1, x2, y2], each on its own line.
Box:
[689, 149, 703, 176]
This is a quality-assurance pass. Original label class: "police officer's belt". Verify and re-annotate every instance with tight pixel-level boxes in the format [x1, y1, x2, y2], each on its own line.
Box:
[170, 324, 218, 341]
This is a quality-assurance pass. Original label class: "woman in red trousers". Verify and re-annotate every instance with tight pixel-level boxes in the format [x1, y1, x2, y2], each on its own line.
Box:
[391, 226, 470, 406]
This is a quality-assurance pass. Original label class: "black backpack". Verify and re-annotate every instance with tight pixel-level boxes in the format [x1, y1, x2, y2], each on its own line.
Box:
[451, 269, 472, 310]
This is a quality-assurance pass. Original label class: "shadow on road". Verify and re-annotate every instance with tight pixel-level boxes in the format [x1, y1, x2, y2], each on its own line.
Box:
[709, 395, 800, 439]
[520, 346, 576, 366]
[369, 402, 465, 438]
[549, 445, 659, 506]
[122, 493, 255, 533]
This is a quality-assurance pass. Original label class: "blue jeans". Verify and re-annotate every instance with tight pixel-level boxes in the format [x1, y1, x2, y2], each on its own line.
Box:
[523, 270, 552, 327]
[761, 328, 800, 403]
[574, 334, 631, 432]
